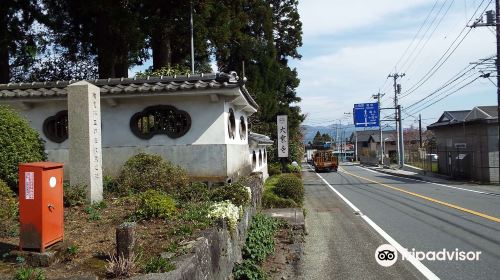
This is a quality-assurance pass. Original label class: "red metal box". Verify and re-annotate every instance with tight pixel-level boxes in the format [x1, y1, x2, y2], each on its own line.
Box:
[18, 162, 64, 252]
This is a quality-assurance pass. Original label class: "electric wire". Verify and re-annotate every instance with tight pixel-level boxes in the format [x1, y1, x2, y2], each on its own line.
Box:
[401, 0, 491, 97]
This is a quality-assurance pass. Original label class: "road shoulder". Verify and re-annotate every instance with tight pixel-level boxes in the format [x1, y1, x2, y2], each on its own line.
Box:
[298, 164, 426, 280]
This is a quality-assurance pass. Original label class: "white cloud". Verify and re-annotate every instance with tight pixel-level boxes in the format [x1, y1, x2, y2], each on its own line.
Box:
[299, 0, 435, 38]
[294, 1, 497, 126]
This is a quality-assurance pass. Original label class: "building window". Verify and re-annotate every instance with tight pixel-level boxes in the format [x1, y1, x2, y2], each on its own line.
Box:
[239, 116, 247, 140]
[259, 150, 263, 166]
[130, 105, 191, 139]
[43, 110, 68, 143]
[252, 151, 257, 169]
[228, 108, 236, 139]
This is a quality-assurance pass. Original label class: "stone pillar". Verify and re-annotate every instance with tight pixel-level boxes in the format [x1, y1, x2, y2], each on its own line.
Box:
[67, 81, 103, 203]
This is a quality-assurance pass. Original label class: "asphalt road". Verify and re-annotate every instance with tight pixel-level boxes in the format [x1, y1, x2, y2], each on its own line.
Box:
[300, 163, 500, 280]
[298, 166, 424, 280]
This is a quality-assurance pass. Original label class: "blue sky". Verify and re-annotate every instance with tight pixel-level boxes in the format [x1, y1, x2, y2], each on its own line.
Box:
[291, 0, 497, 128]
[131, 0, 497, 129]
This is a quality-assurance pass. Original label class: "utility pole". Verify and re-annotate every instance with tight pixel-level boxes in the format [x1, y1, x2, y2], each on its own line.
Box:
[496, 0, 500, 183]
[419, 114, 423, 148]
[469, 4, 499, 182]
[190, 1, 195, 74]
[373, 92, 385, 165]
[397, 105, 404, 167]
[388, 73, 405, 167]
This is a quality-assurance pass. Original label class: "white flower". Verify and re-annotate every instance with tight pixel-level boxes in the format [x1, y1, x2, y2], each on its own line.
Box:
[245, 186, 252, 201]
[208, 201, 240, 231]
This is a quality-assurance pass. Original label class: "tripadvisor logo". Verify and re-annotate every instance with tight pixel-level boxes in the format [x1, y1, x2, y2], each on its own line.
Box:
[375, 244, 398, 267]
[375, 244, 482, 267]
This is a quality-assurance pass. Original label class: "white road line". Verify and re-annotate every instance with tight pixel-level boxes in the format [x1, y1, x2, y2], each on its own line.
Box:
[355, 165, 499, 196]
[307, 164, 439, 280]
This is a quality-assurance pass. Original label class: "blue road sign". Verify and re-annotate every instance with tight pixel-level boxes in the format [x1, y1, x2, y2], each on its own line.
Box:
[353, 103, 379, 127]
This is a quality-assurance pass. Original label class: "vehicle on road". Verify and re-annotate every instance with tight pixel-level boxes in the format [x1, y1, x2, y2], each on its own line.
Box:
[313, 150, 338, 172]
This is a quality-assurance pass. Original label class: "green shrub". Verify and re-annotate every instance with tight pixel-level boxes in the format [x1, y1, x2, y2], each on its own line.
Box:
[178, 201, 213, 230]
[14, 267, 46, 280]
[233, 260, 267, 280]
[210, 182, 251, 207]
[63, 183, 86, 207]
[103, 175, 119, 195]
[176, 182, 211, 202]
[273, 174, 304, 206]
[286, 164, 301, 173]
[267, 163, 282, 176]
[143, 256, 175, 273]
[242, 213, 279, 263]
[262, 189, 298, 209]
[0, 106, 47, 189]
[136, 190, 177, 220]
[0, 179, 18, 237]
[117, 153, 189, 195]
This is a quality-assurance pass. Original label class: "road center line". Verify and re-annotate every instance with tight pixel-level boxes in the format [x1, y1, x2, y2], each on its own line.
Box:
[306, 164, 439, 280]
[339, 167, 500, 224]
[355, 165, 500, 197]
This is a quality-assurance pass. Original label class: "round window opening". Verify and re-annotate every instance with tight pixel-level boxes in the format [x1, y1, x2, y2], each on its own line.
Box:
[239, 116, 247, 140]
[228, 109, 236, 139]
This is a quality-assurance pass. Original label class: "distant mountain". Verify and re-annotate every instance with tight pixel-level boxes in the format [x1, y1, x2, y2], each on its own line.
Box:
[301, 124, 357, 144]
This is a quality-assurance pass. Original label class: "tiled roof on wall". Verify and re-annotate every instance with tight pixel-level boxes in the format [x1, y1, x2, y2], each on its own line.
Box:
[0, 72, 259, 109]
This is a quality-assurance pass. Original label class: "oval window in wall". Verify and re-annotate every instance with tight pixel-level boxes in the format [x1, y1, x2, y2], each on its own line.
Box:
[43, 110, 68, 143]
[239, 116, 247, 140]
[228, 108, 236, 139]
[130, 105, 191, 139]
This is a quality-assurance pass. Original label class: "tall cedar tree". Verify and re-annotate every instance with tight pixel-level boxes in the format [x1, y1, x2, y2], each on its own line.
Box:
[42, 0, 147, 78]
[0, 0, 41, 83]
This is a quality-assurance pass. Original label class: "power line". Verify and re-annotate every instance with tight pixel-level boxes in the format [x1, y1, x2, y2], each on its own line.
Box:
[394, 0, 440, 70]
[404, 74, 482, 115]
[403, 55, 495, 112]
[404, 70, 479, 114]
[400, 0, 455, 75]
[401, 0, 491, 97]
[377, 0, 440, 98]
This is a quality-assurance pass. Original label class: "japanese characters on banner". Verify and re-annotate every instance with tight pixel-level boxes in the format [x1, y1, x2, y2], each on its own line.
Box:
[277, 115, 289, 158]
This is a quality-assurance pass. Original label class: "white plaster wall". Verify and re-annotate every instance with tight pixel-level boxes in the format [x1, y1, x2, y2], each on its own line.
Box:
[249, 147, 269, 180]
[4, 93, 254, 181]
[224, 101, 249, 145]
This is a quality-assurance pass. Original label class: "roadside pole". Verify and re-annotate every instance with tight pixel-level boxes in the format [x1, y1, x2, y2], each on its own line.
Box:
[398, 105, 404, 167]
[389, 73, 405, 168]
[373, 92, 385, 164]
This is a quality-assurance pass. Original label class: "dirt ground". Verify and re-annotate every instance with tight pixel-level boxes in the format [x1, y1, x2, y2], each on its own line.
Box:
[262, 225, 304, 280]
[0, 196, 208, 279]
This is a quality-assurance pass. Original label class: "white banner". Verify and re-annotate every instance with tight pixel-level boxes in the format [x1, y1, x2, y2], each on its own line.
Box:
[277, 115, 289, 158]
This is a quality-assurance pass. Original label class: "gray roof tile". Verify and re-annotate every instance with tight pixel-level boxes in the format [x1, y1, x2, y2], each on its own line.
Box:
[0, 72, 258, 109]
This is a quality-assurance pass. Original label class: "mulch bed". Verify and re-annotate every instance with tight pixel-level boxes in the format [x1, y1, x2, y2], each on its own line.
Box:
[0, 196, 208, 279]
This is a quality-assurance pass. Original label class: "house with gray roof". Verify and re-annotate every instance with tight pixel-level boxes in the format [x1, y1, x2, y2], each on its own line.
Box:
[0, 72, 270, 182]
[350, 130, 397, 162]
[427, 106, 498, 183]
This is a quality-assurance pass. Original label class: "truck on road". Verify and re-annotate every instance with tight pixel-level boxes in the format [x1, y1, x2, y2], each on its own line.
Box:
[313, 150, 338, 172]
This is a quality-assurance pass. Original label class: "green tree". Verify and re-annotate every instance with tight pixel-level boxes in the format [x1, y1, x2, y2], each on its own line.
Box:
[42, 0, 148, 78]
[0, 0, 42, 83]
